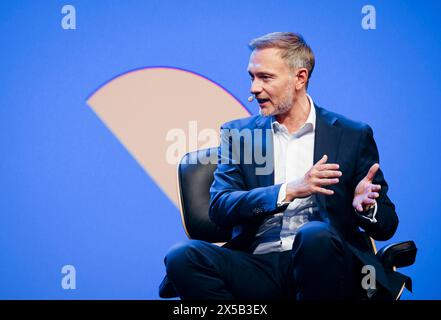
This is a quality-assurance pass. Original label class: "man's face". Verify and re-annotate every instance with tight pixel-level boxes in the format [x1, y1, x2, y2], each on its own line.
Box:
[247, 48, 296, 117]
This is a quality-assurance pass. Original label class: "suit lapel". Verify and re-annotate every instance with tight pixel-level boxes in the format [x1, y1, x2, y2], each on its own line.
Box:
[313, 105, 343, 211]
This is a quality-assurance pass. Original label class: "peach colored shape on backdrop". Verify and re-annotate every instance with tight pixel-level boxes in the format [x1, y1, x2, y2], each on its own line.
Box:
[87, 67, 250, 208]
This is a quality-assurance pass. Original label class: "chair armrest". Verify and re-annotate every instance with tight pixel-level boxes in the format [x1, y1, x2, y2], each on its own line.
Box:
[376, 240, 417, 270]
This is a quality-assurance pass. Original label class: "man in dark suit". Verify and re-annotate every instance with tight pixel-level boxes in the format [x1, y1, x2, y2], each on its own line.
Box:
[163, 32, 398, 299]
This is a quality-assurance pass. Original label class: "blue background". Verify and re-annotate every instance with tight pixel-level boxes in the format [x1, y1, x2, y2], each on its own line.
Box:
[1, 0, 440, 299]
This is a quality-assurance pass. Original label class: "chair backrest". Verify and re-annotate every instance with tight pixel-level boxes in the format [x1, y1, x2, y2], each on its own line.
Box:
[177, 147, 231, 243]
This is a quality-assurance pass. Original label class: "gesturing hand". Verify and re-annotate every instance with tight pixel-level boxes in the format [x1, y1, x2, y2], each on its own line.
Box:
[285, 155, 341, 202]
[353, 163, 381, 212]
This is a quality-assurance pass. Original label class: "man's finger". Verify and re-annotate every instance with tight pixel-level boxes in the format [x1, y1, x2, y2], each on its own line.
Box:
[316, 163, 340, 171]
[363, 198, 376, 205]
[368, 192, 379, 199]
[316, 170, 342, 178]
[315, 186, 334, 196]
[315, 154, 328, 166]
[366, 163, 380, 181]
[317, 178, 339, 186]
[371, 184, 381, 191]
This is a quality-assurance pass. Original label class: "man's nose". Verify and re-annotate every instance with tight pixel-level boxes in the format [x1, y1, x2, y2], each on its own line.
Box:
[250, 79, 263, 95]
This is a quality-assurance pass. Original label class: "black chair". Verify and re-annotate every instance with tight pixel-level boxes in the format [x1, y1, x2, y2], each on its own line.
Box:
[160, 147, 417, 299]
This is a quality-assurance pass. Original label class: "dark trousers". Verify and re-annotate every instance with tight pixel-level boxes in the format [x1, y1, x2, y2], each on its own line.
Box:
[165, 221, 360, 300]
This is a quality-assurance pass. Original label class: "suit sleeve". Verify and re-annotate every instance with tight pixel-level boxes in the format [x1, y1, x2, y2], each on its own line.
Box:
[353, 125, 399, 241]
[208, 125, 287, 229]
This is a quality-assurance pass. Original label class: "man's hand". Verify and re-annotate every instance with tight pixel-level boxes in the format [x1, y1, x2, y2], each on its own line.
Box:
[353, 163, 381, 212]
[284, 155, 341, 202]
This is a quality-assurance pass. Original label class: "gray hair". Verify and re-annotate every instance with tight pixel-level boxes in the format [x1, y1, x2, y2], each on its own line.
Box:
[249, 32, 315, 86]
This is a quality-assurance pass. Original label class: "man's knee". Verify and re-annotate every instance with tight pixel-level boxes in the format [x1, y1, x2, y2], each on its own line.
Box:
[165, 240, 211, 277]
[293, 222, 344, 258]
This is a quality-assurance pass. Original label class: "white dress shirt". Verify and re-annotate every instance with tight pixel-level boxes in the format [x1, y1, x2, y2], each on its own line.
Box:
[253, 95, 321, 254]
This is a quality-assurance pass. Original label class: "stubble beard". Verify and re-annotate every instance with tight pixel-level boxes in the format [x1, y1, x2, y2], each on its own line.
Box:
[260, 85, 294, 117]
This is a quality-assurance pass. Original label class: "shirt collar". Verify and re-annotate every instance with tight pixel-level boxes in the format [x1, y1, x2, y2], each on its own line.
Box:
[272, 94, 316, 135]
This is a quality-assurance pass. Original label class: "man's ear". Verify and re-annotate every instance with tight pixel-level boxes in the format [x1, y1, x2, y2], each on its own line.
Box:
[295, 68, 309, 90]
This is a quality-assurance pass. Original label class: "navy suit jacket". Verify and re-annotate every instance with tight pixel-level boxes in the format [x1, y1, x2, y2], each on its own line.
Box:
[209, 104, 399, 293]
